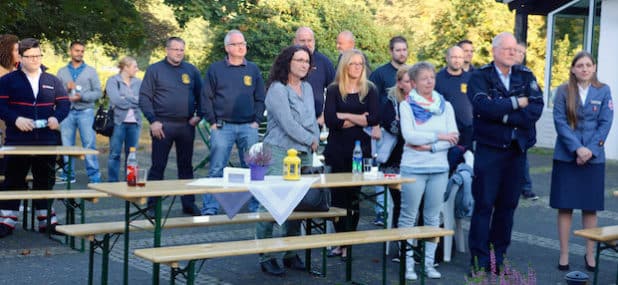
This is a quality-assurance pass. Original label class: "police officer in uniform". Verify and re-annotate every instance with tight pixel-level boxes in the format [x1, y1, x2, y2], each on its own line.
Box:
[467, 32, 543, 271]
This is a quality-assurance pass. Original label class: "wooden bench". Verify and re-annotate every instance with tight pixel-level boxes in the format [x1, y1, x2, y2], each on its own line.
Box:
[56, 207, 347, 285]
[574, 225, 618, 285]
[134, 226, 453, 285]
[0, 189, 109, 250]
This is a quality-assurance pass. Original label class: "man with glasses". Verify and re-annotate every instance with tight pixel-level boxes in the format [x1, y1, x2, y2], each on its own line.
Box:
[139, 37, 203, 216]
[56, 41, 102, 183]
[0, 38, 70, 237]
[201, 30, 266, 215]
[467, 32, 543, 272]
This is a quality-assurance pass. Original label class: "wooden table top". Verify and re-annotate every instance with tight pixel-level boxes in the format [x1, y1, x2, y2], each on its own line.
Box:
[88, 173, 414, 204]
[0, 145, 98, 156]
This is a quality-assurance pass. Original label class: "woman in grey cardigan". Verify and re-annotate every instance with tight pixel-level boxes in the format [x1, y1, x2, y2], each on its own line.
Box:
[255, 45, 320, 276]
[106, 56, 142, 182]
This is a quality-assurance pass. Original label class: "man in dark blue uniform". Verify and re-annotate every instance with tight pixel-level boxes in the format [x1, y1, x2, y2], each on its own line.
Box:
[139, 37, 204, 216]
[436, 45, 473, 150]
[293, 26, 335, 126]
[467, 32, 543, 271]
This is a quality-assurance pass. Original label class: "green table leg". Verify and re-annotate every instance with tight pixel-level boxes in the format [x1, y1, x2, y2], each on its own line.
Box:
[123, 201, 130, 285]
[152, 197, 162, 285]
[593, 242, 600, 285]
[186, 261, 196, 285]
[399, 240, 406, 285]
[88, 240, 94, 285]
[419, 240, 426, 285]
[101, 234, 110, 285]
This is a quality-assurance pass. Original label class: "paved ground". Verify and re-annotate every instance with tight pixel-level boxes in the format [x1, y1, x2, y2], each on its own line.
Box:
[1, 135, 618, 285]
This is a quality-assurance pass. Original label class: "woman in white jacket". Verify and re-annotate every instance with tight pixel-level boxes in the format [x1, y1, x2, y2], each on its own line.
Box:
[398, 62, 458, 280]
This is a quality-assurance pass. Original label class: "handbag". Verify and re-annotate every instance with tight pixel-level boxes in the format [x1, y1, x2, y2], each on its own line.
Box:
[93, 105, 114, 137]
[92, 81, 119, 137]
[294, 165, 331, 212]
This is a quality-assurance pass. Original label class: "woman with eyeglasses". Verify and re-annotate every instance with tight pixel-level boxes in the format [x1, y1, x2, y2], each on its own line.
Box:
[255, 45, 320, 276]
[324, 49, 379, 259]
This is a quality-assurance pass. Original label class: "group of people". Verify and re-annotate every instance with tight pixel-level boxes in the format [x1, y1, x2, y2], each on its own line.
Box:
[0, 27, 613, 281]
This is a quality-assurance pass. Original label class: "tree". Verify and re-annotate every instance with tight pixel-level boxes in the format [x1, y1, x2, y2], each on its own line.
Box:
[1, 1, 148, 52]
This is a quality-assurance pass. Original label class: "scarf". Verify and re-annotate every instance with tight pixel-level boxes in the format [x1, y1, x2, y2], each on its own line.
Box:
[407, 89, 445, 124]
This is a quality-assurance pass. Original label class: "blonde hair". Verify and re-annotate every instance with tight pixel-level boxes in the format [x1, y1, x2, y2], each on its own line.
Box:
[118, 56, 136, 72]
[333, 49, 371, 102]
[387, 66, 410, 103]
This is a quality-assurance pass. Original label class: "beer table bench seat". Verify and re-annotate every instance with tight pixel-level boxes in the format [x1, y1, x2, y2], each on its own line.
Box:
[56, 207, 347, 285]
[134, 226, 453, 285]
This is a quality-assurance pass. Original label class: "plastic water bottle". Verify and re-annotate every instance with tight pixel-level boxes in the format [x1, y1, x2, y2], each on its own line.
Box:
[352, 140, 363, 175]
[126, 147, 138, 186]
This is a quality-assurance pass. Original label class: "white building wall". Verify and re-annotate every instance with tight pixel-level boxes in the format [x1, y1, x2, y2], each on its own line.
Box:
[596, 0, 618, 159]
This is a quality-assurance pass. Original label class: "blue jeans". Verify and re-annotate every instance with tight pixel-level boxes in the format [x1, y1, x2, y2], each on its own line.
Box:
[107, 123, 141, 182]
[202, 123, 258, 215]
[60, 108, 101, 182]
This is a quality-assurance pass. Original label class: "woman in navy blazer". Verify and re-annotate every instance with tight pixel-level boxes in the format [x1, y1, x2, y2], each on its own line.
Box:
[551, 51, 613, 272]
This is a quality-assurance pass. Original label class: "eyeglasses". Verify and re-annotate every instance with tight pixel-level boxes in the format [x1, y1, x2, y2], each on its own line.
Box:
[500, 47, 517, 53]
[348, 62, 364, 67]
[22, 54, 43, 60]
[167, 48, 184, 52]
[291, 58, 310, 64]
[227, 42, 247, 47]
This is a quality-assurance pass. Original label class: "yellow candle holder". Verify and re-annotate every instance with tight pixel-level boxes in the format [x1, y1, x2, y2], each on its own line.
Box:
[283, 148, 301, 181]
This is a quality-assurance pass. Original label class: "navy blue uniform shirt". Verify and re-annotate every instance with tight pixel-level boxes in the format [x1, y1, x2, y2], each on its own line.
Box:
[467, 62, 544, 151]
[202, 57, 265, 124]
[306, 51, 335, 117]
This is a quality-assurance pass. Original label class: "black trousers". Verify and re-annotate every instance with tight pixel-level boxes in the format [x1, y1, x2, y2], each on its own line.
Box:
[0, 155, 56, 211]
[147, 120, 196, 209]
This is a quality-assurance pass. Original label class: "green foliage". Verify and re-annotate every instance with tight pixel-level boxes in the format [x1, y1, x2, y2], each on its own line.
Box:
[0, 1, 147, 52]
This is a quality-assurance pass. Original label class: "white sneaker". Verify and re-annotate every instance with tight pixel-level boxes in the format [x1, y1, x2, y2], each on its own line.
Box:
[405, 256, 417, 280]
[425, 265, 442, 279]
[405, 270, 418, 281]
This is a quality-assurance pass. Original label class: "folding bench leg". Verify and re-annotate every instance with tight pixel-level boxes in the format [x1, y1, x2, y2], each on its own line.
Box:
[593, 242, 600, 285]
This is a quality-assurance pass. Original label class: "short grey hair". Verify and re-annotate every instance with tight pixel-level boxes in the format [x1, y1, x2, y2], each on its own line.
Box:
[224, 29, 243, 46]
[492, 32, 514, 48]
[165, 37, 184, 48]
[408, 61, 435, 82]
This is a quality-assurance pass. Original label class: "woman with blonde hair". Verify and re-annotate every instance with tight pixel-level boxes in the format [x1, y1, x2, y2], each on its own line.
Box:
[106, 56, 143, 182]
[551, 51, 613, 272]
[324, 49, 379, 258]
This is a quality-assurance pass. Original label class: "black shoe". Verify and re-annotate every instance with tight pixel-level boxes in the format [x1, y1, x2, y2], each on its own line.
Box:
[260, 259, 285, 276]
[521, 190, 539, 200]
[584, 255, 596, 272]
[39, 224, 66, 236]
[557, 263, 570, 271]
[0, 224, 13, 238]
[182, 205, 201, 216]
[283, 255, 306, 270]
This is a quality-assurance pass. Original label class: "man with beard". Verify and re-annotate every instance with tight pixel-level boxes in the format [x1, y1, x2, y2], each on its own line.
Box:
[435, 46, 473, 150]
[56, 41, 102, 183]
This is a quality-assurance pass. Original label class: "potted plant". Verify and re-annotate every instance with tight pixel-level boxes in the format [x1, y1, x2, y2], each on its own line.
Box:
[244, 143, 272, 181]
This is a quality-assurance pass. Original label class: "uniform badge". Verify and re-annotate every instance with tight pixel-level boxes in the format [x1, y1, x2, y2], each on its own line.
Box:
[243, 75, 252, 86]
[609, 100, 614, 111]
[460, 83, 467, 94]
[182, 73, 190, 85]
[530, 80, 539, 92]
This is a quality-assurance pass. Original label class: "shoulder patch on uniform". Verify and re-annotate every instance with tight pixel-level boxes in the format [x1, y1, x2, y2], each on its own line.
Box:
[530, 80, 539, 92]
[609, 99, 614, 111]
